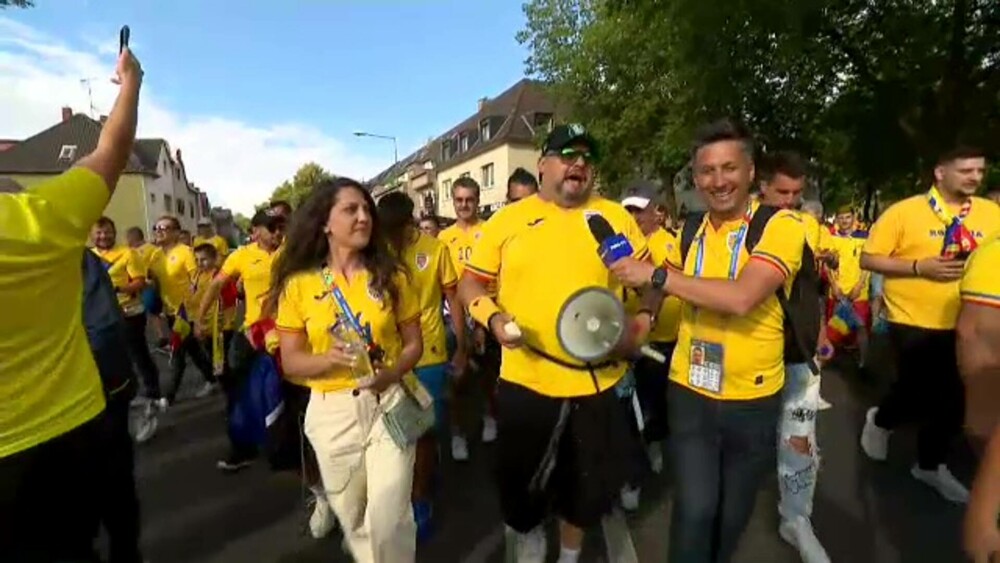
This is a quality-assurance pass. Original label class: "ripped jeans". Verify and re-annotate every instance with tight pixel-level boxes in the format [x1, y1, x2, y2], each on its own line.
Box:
[778, 363, 820, 522]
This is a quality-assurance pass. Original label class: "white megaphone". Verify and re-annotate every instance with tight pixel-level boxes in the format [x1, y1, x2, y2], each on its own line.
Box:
[555, 286, 668, 364]
[557, 287, 626, 362]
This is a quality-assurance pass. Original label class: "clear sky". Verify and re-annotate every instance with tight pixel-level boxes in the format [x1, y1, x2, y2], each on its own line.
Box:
[0, 0, 531, 213]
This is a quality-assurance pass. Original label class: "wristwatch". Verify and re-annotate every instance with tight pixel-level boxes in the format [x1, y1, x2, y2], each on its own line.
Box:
[650, 266, 668, 290]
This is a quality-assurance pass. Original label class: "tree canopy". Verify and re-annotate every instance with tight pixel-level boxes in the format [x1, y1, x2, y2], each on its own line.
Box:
[266, 162, 335, 210]
[0, 0, 33, 7]
[518, 0, 1000, 211]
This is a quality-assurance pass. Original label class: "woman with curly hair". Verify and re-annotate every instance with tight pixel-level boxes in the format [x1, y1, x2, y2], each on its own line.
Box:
[268, 177, 423, 562]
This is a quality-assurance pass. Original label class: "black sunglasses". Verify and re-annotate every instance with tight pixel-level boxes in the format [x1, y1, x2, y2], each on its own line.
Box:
[548, 147, 594, 164]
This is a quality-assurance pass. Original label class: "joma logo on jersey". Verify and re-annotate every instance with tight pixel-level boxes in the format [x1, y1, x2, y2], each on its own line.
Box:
[929, 229, 985, 238]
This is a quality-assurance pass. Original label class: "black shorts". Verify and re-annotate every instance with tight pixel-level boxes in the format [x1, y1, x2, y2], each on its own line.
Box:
[495, 379, 632, 531]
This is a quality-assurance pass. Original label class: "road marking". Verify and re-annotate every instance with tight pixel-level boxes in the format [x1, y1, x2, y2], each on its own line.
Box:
[459, 524, 505, 563]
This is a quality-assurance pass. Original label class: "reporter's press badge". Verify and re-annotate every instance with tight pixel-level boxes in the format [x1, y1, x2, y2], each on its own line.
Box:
[689, 339, 724, 394]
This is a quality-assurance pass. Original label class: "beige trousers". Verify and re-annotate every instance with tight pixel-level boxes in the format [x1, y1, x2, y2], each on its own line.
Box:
[305, 386, 416, 563]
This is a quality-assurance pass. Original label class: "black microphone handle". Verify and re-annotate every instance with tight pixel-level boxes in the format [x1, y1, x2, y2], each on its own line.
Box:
[586, 213, 617, 244]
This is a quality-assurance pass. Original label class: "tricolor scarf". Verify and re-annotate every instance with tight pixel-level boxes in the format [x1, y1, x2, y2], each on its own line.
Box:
[927, 185, 977, 259]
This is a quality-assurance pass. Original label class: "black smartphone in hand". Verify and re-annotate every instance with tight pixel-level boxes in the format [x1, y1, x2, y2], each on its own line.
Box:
[119, 26, 130, 54]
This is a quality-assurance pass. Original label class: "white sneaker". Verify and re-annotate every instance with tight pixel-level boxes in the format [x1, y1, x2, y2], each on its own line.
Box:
[911, 465, 970, 504]
[620, 485, 640, 512]
[860, 407, 890, 460]
[648, 442, 664, 474]
[195, 382, 218, 399]
[513, 526, 547, 563]
[481, 415, 498, 443]
[308, 490, 336, 539]
[451, 435, 469, 462]
[132, 405, 159, 444]
[779, 516, 831, 563]
[817, 395, 833, 411]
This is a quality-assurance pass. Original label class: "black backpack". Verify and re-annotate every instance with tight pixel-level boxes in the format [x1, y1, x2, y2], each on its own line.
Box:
[679, 206, 822, 374]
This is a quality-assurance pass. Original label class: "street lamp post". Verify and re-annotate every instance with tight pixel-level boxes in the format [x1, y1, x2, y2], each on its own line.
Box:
[352, 130, 398, 164]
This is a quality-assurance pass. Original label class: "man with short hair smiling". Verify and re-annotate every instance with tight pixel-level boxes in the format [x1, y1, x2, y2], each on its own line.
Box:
[611, 120, 809, 562]
[860, 145, 1000, 504]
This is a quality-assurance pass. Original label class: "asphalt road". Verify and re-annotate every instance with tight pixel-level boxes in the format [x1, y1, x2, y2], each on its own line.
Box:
[130, 336, 975, 563]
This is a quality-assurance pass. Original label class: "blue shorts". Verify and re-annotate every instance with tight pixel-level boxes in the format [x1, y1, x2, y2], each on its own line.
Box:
[141, 286, 163, 316]
[414, 363, 449, 435]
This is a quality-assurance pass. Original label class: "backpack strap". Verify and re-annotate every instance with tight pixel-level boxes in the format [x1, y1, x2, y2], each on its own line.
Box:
[679, 211, 706, 264]
[743, 204, 780, 253]
[744, 205, 821, 375]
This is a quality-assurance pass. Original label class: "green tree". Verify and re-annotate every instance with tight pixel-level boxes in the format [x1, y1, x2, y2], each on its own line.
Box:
[233, 213, 251, 233]
[519, 0, 1000, 212]
[0, 0, 34, 7]
[269, 162, 335, 210]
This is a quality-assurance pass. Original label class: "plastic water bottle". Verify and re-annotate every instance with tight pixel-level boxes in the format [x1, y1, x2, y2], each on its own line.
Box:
[329, 315, 376, 383]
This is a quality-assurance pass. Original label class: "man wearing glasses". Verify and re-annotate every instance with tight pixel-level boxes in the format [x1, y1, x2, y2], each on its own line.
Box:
[459, 124, 651, 562]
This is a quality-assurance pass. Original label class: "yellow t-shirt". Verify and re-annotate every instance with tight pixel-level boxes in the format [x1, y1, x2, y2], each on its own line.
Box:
[194, 234, 229, 257]
[92, 245, 146, 314]
[960, 236, 1000, 308]
[220, 243, 281, 327]
[466, 194, 649, 398]
[667, 202, 805, 400]
[800, 212, 833, 255]
[829, 231, 869, 300]
[133, 242, 158, 275]
[0, 167, 107, 458]
[275, 269, 421, 392]
[150, 244, 197, 316]
[401, 231, 458, 367]
[628, 227, 681, 343]
[439, 221, 484, 277]
[186, 269, 236, 330]
[864, 194, 1000, 329]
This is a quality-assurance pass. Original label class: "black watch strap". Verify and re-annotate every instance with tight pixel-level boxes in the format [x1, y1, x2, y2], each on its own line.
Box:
[650, 266, 668, 290]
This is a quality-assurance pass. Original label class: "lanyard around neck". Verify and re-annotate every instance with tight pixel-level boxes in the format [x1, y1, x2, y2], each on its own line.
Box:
[320, 267, 366, 342]
[693, 203, 753, 281]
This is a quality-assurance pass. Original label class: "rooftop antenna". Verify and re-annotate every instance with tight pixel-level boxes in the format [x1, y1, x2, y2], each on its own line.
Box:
[79, 78, 99, 119]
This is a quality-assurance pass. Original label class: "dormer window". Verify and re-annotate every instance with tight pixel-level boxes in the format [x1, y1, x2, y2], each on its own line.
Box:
[459, 133, 470, 152]
[58, 145, 77, 161]
[534, 112, 554, 131]
[480, 119, 491, 142]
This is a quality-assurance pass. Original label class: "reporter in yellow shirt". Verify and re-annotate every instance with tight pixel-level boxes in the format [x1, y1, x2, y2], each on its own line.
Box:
[611, 122, 805, 562]
[274, 178, 423, 563]
[859, 147, 1000, 502]
[0, 46, 142, 560]
[92, 217, 164, 401]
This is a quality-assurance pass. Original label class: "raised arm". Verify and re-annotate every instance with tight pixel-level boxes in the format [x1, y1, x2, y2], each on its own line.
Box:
[76, 49, 143, 193]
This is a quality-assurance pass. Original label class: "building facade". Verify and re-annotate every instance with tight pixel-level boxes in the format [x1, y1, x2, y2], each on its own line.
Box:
[0, 108, 224, 236]
[368, 79, 559, 219]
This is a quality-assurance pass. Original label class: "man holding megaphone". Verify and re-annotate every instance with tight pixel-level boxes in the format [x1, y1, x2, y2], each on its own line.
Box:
[458, 124, 658, 563]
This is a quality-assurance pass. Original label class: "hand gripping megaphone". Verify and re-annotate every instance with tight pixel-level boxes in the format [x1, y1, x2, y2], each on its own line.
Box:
[555, 286, 668, 364]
